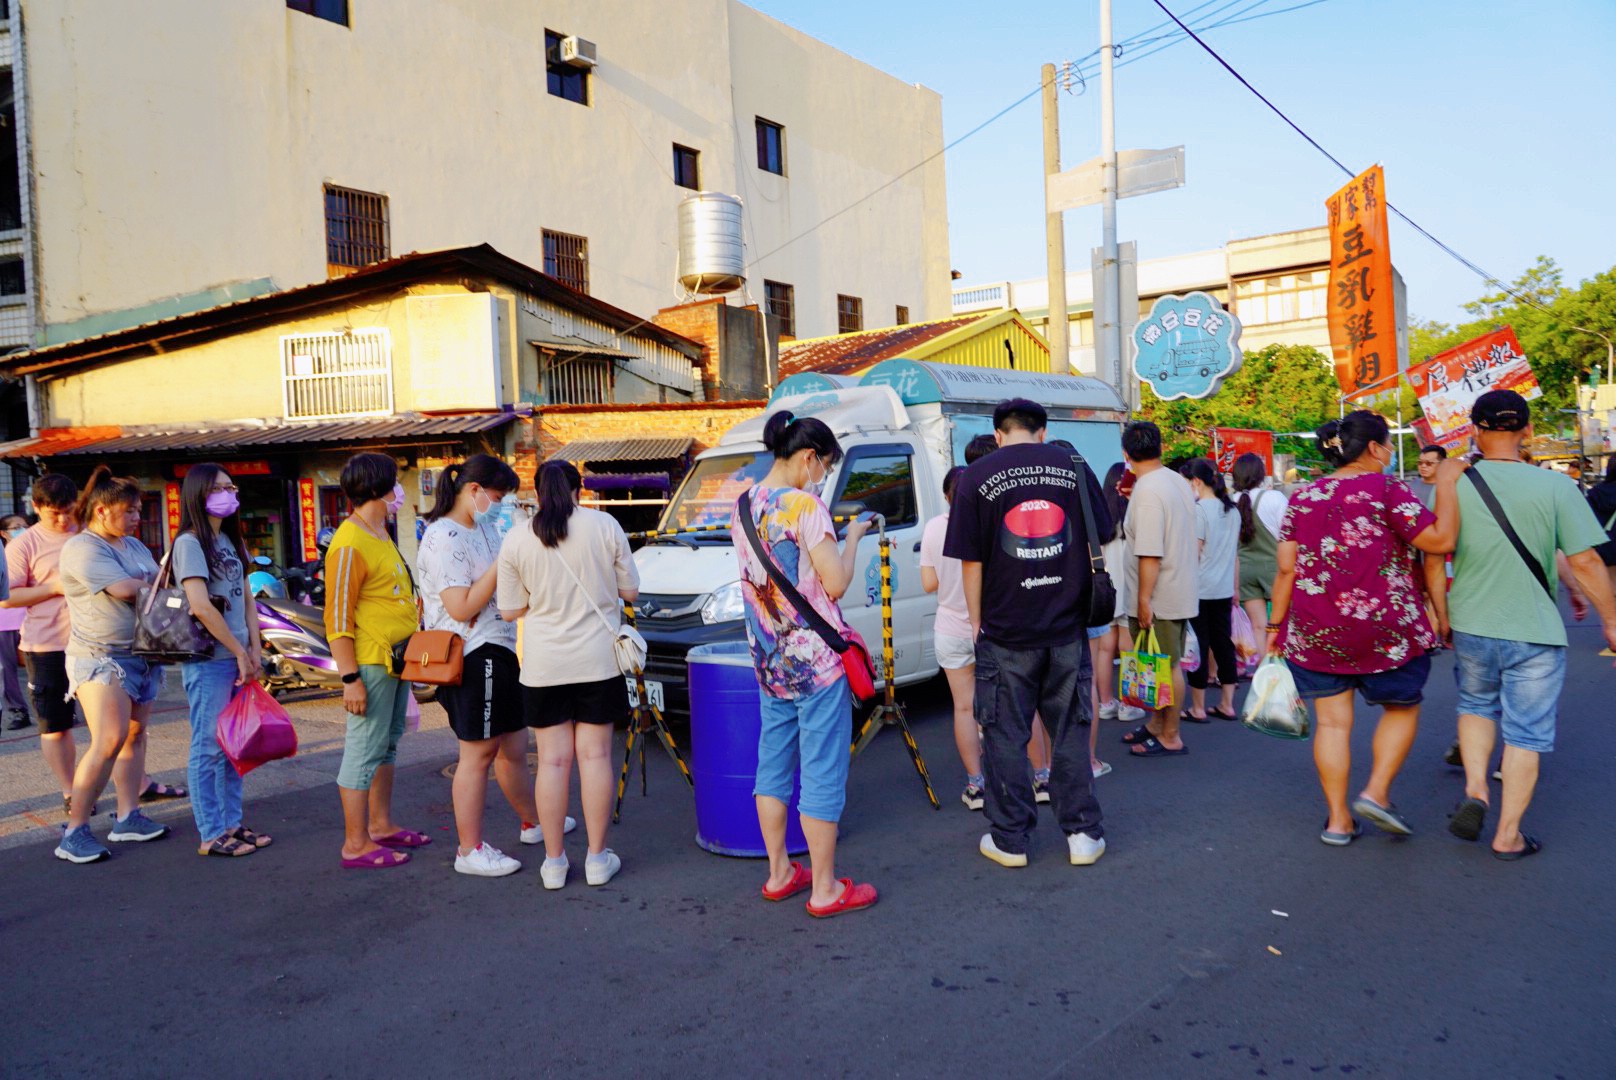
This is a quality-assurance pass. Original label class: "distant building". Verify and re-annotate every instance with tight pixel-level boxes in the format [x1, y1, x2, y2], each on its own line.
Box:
[778, 309, 1051, 379]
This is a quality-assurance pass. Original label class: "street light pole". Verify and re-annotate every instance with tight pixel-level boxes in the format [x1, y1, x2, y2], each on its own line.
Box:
[1098, 0, 1123, 404]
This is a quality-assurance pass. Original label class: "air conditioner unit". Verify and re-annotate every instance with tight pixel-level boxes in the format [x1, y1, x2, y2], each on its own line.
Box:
[558, 35, 597, 69]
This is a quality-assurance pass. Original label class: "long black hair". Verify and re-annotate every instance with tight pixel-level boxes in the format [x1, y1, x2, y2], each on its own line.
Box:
[1101, 461, 1127, 544]
[762, 409, 842, 465]
[425, 454, 520, 523]
[176, 463, 249, 579]
[1231, 453, 1266, 545]
[1316, 410, 1390, 470]
[533, 460, 581, 548]
[1181, 458, 1235, 515]
[74, 464, 141, 528]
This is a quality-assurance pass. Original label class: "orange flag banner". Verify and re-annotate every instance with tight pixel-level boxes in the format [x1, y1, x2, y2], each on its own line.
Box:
[1325, 165, 1397, 395]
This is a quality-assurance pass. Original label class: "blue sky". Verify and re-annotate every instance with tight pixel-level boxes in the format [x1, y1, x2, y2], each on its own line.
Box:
[747, 0, 1616, 325]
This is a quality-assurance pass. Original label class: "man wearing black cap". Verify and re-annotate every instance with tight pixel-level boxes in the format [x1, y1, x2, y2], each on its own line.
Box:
[1427, 389, 1616, 860]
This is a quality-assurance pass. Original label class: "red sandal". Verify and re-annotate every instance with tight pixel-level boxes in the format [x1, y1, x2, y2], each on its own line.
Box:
[805, 878, 878, 919]
[761, 861, 813, 902]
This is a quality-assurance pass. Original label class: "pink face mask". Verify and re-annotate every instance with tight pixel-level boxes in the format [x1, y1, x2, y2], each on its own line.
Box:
[386, 483, 405, 515]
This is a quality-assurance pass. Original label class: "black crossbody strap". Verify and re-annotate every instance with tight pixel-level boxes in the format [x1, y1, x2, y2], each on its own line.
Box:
[736, 490, 850, 653]
[1465, 468, 1552, 597]
[1067, 451, 1106, 574]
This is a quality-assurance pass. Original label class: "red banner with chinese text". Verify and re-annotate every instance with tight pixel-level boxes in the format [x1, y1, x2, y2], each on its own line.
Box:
[1210, 428, 1274, 476]
[1326, 165, 1397, 395]
[298, 478, 319, 562]
[1405, 326, 1540, 448]
[164, 483, 181, 543]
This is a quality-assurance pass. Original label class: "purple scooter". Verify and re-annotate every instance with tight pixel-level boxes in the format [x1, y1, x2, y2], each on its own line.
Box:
[256, 596, 341, 697]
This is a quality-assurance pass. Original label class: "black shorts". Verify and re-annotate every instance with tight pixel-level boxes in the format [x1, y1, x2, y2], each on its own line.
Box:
[23, 650, 78, 734]
[523, 675, 628, 729]
[438, 644, 526, 742]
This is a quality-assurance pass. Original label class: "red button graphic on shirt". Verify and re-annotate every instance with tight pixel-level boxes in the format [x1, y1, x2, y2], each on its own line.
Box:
[1000, 499, 1071, 561]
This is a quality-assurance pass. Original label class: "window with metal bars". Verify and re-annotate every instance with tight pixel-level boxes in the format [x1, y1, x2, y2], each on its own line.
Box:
[287, 0, 348, 27]
[895, 305, 910, 326]
[0, 258, 24, 297]
[764, 280, 794, 338]
[543, 229, 589, 293]
[837, 294, 863, 334]
[542, 354, 612, 405]
[324, 184, 389, 273]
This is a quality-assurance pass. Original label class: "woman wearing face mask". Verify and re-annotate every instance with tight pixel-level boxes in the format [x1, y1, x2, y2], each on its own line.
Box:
[1269, 411, 1461, 846]
[52, 466, 168, 863]
[174, 464, 268, 857]
[324, 452, 425, 869]
[0, 514, 31, 730]
[418, 454, 567, 878]
[1180, 458, 1241, 723]
[732, 410, 877, 918]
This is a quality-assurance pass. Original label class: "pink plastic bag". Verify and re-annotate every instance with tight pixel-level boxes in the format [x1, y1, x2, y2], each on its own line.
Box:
[405, 687, 421, 733]
[216, 681, 298, 776]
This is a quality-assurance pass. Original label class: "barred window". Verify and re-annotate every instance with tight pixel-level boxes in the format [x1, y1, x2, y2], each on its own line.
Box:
[543, 354, 612, 405]
[543, 229, 589, 293]
[324, 184, 389, 273]
[764, 280, 794, 338]
[837, 294, 863, 335]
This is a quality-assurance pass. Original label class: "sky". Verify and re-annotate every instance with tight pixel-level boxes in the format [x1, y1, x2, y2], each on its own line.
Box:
[746, 0, 1616, 326]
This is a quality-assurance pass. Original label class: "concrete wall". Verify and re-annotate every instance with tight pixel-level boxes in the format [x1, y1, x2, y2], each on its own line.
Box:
[19, 0, 949, 345]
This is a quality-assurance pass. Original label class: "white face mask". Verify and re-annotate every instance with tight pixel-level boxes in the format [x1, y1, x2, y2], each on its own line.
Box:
[804, 455, 828, 498]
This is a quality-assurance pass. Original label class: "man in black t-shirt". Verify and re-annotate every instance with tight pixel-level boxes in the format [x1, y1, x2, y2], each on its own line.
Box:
[944, 398, 1109, 868]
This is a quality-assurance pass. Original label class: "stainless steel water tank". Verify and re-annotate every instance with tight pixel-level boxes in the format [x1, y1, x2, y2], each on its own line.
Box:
[677, 193, 745, 294]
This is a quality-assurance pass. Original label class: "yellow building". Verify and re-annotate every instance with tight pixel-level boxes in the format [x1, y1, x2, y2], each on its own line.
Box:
[777, 309, 1051, 379]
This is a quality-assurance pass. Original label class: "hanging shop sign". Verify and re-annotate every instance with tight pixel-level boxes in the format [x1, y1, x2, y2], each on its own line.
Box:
[164, 483, 182, 543]
[1210, 427, 1274, 475]
[1131, 291, 1243, 401]
[1325, 165, 1398, 395]
[298, 478, 320, 562]
[1406, 326, 1541, 447]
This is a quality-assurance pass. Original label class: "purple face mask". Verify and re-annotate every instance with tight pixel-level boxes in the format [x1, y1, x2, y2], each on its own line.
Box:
[205, 490, 240, 519]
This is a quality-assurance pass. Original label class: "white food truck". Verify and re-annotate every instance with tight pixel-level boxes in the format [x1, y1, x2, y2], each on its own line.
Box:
[629, 359, 1128, 715]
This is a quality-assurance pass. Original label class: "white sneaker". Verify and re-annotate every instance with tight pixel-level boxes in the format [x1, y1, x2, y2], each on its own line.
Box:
[584, 849, 621, 886]
[454, 843, 520, 878]
[520, 816, 578, 845]
[540, 855, 569, 890]
[1097, 700, 1119, 721]
[978, 833, 1028, 868]
[1067, 831, 1106, 866]
[1117, 704, 1147, 723]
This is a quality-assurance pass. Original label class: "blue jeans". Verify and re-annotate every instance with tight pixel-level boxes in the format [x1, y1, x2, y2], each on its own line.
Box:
[755, 676, 852, 823]
[1452, 631, 1566, 753]
[182, 658, 244, 841]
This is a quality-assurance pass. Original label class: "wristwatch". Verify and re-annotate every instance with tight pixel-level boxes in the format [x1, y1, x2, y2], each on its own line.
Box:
[341, 672, 361, 685]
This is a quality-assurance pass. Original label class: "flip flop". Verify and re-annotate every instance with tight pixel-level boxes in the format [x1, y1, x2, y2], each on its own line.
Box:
[1182, 711, 1211, 724]
[341, 847, 411, 869]
[1447, 797, 1487, 842]
[1091, 760, 1113, 778]
[1352, 796, 1413, 836]
[1492, 835, 1541, 861]
[806, 878, 879, 919]
[761, 861, 813, 902]
[1207, 707, 1238, 721]
[1320, 819, 1363, 846]
[1120, 723, 1154, 745]
[140, 781, 187, 802]
[1129, 736, 1188, 757]
[372, 829, 432, 849]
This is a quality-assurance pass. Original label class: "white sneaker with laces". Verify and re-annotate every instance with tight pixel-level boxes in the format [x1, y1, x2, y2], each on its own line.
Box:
[455, 843, 521, 878]
[520, 816, 577, 845]
[584, 849, 621, 886]
[1067, 831, 1106, 866]
[1096, 700, 1119, 721]
[978, 833, 1028, 868]
[1117, 704, 1147, 723]
[540, 855, 569, 890]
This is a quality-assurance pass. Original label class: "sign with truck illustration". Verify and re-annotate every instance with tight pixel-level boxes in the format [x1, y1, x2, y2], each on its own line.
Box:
[1131, 291, 1244, 401]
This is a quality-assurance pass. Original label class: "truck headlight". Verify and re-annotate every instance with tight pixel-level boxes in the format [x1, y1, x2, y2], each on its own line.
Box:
[700, 580, 746, 625]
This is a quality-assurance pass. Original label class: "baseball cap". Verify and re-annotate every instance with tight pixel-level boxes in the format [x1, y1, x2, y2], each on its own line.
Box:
[1471, 389, 1531, 432]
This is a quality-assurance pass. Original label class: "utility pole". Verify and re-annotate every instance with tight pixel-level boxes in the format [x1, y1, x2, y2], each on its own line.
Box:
[1097, 0, 1123, 403]
[1041, 62, 1070, 374]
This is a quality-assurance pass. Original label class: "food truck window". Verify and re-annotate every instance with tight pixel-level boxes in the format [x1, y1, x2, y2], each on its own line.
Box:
[834, 446, 917, 530]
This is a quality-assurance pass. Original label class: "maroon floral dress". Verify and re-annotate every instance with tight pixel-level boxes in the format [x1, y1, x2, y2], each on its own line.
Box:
[1277, 473, 1437, 674]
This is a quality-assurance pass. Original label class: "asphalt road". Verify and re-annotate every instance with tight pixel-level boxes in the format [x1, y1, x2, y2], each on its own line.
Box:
[2, 624, 1613, 1079]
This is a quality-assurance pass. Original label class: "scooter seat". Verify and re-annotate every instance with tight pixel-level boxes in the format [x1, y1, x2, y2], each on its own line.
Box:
[259, 597, 326, 637]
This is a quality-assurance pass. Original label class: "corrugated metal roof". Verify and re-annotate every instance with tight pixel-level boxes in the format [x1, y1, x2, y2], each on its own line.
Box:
[0, 412, 519, 458]
[550, 437, 693, 463]
[778, 313, 993, 378]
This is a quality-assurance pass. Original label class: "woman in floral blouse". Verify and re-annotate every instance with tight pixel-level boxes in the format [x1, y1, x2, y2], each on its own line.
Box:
[1268, 411, 1462, 846]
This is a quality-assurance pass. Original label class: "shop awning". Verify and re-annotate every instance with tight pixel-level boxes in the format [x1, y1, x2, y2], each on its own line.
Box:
[581, 472, 672, 493]
[550, 437, 692, 464]
[0, 412, 520, 458]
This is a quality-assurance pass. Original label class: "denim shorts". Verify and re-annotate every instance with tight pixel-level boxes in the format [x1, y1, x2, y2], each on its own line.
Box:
[755, 675, 852, 823]
[1289, 652, 1431, 707]
[1452, 631, 1566, 753]
[66, 654, 165, 706]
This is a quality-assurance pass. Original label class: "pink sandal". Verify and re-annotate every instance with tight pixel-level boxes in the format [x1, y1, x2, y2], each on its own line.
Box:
[762, 861, 813, 902]
[341, 848, 411, 869]
[805, 878, 878, 918]
[373, 829, 432, 849]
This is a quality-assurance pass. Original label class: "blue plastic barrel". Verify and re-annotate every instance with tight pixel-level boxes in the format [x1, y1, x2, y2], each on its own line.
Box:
[688, 641, 808, 857]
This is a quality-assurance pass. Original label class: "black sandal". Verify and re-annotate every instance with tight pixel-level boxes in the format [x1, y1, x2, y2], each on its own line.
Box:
[140, 781, 187, 802]
[1493, 835, 1541, 861]
[199, 834, 255, 858]
[234, 826, 273, 849]
[1121, 723, 1154, 745]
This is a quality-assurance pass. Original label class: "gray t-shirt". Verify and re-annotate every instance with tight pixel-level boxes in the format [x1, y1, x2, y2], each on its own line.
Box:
[173, 530, 248, 647]
[1409, 478, 1437, 511]
[60, 532, 159, 657]
[1194, 496, 1241, 600]
[1122, 466, 1200, 621]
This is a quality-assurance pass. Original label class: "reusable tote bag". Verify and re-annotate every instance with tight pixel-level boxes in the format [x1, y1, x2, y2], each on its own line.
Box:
[1119, 627, 1175, 711]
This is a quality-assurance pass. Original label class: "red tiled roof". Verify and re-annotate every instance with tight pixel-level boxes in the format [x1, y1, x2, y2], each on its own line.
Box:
[777, 313, 992, 378]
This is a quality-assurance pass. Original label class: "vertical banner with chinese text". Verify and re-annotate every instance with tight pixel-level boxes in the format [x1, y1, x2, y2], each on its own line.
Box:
[1326, 165, 1397, 395]
[164, 483, 181, 543]
[298, 478, 319, 562]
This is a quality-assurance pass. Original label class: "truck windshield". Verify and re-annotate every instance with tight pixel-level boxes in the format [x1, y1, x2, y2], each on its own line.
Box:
[660, 450, 773, 538]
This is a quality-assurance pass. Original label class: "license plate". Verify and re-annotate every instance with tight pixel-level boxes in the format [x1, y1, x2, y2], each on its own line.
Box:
[625, 678, 665, 712]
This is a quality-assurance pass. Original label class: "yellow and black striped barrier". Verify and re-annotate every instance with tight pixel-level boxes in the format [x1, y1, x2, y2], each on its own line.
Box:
[612, 602, 694, 823]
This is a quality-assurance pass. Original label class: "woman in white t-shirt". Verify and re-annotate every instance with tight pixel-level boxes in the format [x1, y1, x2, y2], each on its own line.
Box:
[418, 454, 569, 880]
[920, 466, 984, 809]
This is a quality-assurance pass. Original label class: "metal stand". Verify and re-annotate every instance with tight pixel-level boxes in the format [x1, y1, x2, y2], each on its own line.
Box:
[849, 521, 939, 810]
[612, 605, 693, 823]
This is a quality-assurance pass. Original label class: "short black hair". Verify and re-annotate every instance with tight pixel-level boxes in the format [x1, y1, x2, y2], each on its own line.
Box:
[992, 397, 1047, 435]
[1419, 444, 1448, 460]
[942, 465, 965, 501]
[1121, 421, 1162, 463]
[964, 434, 998, 464]
[31, 473, 78, 509]
[340, 451, 398, 506]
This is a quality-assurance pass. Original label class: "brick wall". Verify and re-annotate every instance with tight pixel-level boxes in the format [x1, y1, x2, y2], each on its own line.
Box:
[531, 400, 765, 464]
[653, 299, 776, 402]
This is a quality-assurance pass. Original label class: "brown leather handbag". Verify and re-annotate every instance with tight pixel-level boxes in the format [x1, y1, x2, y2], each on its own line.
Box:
[397, 629, 464, 686]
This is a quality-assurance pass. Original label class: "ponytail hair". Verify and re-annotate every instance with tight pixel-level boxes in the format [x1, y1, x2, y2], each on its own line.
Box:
[1231, 452, 1266, 545]
[1316, 410, 1389, 470]
[74, 464, 141, 526]
[761, 409, 842, 466]
[425, 454, 520, 523]
[1182, 458, 1234, 515]
[532, 460, 581, 548]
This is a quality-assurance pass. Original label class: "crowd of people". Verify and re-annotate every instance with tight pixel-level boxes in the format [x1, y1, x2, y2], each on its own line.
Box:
[16, 387, 1615, 904]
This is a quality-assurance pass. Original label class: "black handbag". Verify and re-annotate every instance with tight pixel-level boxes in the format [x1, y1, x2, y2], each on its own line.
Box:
[133, 549, 225, 664]
[1068, 452, 1118, 628]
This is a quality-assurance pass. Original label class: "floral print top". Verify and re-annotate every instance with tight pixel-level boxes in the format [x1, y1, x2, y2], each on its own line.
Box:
[1277, 473, 1437, 674]
[733, 485, 847, 699]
